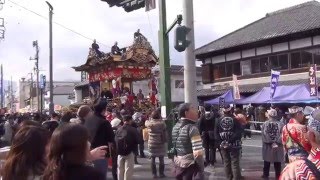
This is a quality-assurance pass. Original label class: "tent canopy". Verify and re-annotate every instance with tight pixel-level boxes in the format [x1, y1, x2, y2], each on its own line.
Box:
[237, 84, 320, 104]
[205, 89, 242, 105]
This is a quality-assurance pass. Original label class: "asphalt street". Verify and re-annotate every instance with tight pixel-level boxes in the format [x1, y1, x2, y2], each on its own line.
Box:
[107, 135, 281, 180]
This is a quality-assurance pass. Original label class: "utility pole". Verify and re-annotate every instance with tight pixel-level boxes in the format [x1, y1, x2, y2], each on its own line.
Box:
[46, 1, 54, 115]
[183, 0, 197, 106]
[30, 73, 33, 111]
[0, 64, 3, 108]
[158, 0, 173, 150]
[31, 40, 40, 112]
[10, 76, 13, 113]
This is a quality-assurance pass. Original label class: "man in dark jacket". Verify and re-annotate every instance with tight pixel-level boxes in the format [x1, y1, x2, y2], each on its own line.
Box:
[215, 105, 244, 180]
[85, 98, 115, 176]
[115, 115, 141, 180]
[198, 107, 216, 167]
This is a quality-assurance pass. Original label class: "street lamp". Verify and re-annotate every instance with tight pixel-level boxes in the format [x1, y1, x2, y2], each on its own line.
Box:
[46, 1, 54, 115]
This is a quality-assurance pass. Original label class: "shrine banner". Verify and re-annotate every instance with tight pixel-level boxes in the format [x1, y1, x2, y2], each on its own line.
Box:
[309, 64, 318, 97]
[270, 70, 280, 99]
[89, 68, 151, 82]
[232, 74, 240, 100]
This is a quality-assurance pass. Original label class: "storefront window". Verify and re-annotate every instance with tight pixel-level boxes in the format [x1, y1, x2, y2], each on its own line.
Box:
[290, 52, 301, 69]
[301, 50, 312, 68]
[251, 59, 260, 74]
[278, 54, 289, 70]
[226, 62, 241, 77]
[260, 57, 269, 72]
[241, 60, 251, 75]
[269, 55, 279, 70]
[213, 64, 226, 79]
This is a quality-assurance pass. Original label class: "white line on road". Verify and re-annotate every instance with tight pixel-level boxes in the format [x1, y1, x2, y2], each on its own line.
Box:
[242, 144, 262, 148]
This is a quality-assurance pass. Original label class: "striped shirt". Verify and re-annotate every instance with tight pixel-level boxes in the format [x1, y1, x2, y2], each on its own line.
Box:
[172, 118, 204, 169]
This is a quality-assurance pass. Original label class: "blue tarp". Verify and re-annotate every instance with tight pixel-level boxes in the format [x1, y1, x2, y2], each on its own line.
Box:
[205, 89, 242, 105]
[237, 84, 320, 104]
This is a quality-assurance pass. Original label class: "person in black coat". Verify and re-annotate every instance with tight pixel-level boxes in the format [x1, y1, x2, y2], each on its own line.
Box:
[198, 107, 217, 166]
[84, 98, 115, 176]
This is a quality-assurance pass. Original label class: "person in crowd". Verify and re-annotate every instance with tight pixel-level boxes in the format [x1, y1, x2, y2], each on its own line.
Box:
[132, 108, 146, 158]
[136, 89, 144, 101]
[92, 39, 103, 58]
[43, 124, 106, 180]
[280, 109, 320, 179]
[1, 117, 13, 145]
[70, 105, 93, 124]
[145, 108, 167, 178]
[42, 112, 60, 134]
[198, 106, 216, 167]
[215, 105, 244, 180]
[282, 106, 311, 163]
[59, 111, 75, 127]
[261, 109, 284, 179]
[115, 115, 141, 180]
[101, 88, 114, 100]
[85, 98, 115, 176]
[2, 125, 50, 180]
[172, 103, 204, 179]
[110, 112, 122, 180]
[111, 42, 122, 55]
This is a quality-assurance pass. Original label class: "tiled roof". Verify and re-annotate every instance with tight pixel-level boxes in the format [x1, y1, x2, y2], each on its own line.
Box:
[195, 1, 320, 58]
[197, 78, 314, 97]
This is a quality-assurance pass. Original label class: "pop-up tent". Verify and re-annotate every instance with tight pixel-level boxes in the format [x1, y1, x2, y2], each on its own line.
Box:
[237, 84, 320, 104]
[205, 89, 242, 105]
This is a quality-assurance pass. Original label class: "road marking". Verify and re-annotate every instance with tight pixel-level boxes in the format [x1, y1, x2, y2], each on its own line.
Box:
[242, 144, 262, 148]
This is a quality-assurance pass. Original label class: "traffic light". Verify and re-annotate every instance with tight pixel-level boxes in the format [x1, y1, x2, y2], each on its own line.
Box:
[174, 25, 190, 52]
[100, 0, 118, 7]
[123, 0, 145, 12]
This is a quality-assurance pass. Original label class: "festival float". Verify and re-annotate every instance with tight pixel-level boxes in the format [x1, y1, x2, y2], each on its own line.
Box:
[72, 31, 159, 112]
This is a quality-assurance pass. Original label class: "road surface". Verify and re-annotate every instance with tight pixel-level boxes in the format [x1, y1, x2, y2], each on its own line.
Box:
[108, 135, 281, 180]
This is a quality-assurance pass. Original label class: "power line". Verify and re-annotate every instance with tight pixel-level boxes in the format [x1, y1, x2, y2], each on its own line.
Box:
[7, 0, 111, 48]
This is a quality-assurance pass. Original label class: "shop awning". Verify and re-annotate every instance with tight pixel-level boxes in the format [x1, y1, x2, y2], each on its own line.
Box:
[237, 84, 320, 104]
[204, 89, 243, 105]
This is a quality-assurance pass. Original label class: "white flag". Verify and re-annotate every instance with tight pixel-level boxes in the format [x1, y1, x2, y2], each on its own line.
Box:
[145, 0, 156, 11]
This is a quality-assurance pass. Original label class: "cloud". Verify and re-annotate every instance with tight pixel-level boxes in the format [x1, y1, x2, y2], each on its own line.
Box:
[0, 0, 312, 83]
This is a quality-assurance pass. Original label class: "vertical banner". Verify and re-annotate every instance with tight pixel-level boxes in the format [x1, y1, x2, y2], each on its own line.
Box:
[309, 64, 318, 97]
[270, 70, 281, 99]
[232, 74, 240, 100]
[145, 0, 156, 11]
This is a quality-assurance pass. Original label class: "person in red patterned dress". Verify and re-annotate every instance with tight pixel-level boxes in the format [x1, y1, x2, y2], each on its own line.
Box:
[280, 109, 320, 180]
[282, 106, 311, 163]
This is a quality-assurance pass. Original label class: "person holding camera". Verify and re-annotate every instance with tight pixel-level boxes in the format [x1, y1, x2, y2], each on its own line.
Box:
[171, 103, 204, 180]
[215, 105, 244, 180]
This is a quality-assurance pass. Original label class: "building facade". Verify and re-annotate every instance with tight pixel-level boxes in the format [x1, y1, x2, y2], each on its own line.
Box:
[19, 80, 79, 111]
[196, 1, 320, 100]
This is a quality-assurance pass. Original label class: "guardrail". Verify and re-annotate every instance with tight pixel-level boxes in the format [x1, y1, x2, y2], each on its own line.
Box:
[245, 121, 263, 134]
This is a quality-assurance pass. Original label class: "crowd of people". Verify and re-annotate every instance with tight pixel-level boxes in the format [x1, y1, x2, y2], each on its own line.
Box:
[1, 100, 320, 179]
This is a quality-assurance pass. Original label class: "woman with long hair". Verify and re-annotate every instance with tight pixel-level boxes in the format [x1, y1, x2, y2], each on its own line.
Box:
[2, 125, 50, 180]
[43, 124, 106, 180]
[145, 108, 167, 178]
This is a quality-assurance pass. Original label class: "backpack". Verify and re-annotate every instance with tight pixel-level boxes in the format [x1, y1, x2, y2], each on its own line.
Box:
[115, 127, 131, 156]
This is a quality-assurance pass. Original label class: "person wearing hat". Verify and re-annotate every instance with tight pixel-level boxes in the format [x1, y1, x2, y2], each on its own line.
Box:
[215, 105, 244, 180]
[280, 109, 320, 179]
[261, 109, 284, 179]
[281, 106, 311, 163]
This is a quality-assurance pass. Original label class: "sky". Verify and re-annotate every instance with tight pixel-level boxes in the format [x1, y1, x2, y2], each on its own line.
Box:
[0, 0, 313, 83]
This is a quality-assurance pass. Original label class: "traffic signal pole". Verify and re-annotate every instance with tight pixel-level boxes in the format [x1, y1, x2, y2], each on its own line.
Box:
[183, 0, 197, 106]
[158, 0, 173, 151]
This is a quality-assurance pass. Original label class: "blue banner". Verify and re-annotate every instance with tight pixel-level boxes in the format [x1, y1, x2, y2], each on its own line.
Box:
[270, 70, 280, 99]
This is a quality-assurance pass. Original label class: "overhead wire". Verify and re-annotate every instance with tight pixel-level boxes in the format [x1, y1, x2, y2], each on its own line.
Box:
[7, 0, 111, 48]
